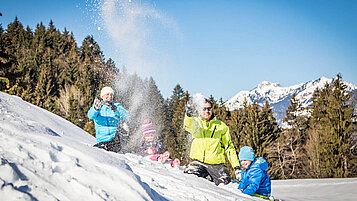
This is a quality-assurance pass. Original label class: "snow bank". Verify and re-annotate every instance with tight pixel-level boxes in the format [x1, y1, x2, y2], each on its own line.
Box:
[0, 92, 153, 200]
[1, 92, 357, 201]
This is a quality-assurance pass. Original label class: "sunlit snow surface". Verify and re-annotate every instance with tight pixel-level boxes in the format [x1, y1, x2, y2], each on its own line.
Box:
[1, 91, 356, 201]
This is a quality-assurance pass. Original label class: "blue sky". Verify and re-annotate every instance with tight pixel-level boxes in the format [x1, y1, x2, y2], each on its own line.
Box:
[1, 0, 356, 100]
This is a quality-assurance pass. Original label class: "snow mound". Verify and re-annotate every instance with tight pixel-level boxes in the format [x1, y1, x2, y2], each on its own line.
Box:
[0, 92, 152, 200]
[1, 91, 357, 201]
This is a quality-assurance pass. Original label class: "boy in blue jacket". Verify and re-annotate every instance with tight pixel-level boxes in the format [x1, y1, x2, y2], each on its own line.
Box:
[88, 86, 129, 152]
[238, 146, 271, 199]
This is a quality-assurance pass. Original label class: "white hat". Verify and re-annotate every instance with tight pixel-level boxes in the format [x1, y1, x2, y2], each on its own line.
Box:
[100, 86, 114, 98]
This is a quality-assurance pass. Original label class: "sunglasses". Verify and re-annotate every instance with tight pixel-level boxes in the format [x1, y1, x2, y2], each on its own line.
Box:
[203, 107, 212, 111]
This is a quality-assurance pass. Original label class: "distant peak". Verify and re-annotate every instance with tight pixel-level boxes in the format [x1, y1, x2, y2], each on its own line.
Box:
[311, 76, 332, 85]
[258, 81, 281, 88]
[320, 76, 329, 80]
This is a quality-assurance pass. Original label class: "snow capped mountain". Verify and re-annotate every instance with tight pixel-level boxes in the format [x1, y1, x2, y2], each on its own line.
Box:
[225, 77, 357, 126]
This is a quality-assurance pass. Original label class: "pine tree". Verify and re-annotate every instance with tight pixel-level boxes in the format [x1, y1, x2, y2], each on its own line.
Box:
[306, 75, 354, 178]
[169, 91, 190, 164]
[240, 102, 279, 159]
[59, 44, 79, 86]
[3, 17, 27, 96]
[167, 84, 184, 122]
[35, 48, 58, 112]
[228, 99, 250, 149]
[80, 35, 104, 63]
[227, 108, 245, 151]
[212, 97, 230, 123]
[260, 101, 280, 156]
[271, 93, 308, 179]
[145, 77, 169, 140]
[75, 60, 96, 129]
[19, 25, 36, 102]
[0, 23, 10, 90]
[242, 103, 261, 154]
[305, 88, 324, 178]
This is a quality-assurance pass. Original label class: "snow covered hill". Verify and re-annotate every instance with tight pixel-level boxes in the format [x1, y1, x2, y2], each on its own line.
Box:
[1, 91, 357, 201]
[225, 77, 357, 126]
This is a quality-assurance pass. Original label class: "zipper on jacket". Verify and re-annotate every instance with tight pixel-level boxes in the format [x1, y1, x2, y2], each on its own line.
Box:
[210, 126, 216, 138]
[202, 119, 211, 163]
[203, 150, 205, 163]
[243, 184, 249, 193]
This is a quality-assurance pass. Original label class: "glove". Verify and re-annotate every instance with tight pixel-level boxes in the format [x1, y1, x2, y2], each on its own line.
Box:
[93, 98, 103, 111]
[146, 147, 156, 155]
[122, 122, 130, 134]
[234, 166, 242, 181]
[185, 98, 194, 117]
[103, 100, 117, 111]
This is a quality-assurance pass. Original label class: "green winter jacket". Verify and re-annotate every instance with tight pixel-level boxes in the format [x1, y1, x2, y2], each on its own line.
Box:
[184, 114, 240, 168]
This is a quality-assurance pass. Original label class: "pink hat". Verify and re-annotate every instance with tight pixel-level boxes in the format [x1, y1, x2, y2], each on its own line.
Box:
[142, 118, 156, 138]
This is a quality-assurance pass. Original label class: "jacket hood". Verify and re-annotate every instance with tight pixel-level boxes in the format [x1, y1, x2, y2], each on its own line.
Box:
[248, 157, 268, 171]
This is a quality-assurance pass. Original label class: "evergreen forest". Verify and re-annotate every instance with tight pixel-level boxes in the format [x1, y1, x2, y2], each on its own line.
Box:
[1, 18, 356, 179]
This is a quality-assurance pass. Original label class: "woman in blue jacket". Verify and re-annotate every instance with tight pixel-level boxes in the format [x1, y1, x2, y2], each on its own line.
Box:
[87, 86, 129, 152]
[238, 146, 271, 199]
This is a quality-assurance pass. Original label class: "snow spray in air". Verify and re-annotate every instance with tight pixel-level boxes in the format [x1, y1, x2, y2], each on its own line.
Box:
[100, 0, 178, 75]
[94, 0, 178, 151]
[186, 93, 207, 139]
[191, 93, 206, 114]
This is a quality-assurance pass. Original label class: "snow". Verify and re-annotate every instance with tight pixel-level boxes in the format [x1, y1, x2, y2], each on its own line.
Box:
[1, 91, 357, 201]
[225, 77, 357, 111]
[191, 93, 206, 112]
[224, 77, 357, 127]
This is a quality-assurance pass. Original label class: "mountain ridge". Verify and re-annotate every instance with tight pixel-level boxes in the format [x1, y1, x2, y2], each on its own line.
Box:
[225, 76, 357, 126]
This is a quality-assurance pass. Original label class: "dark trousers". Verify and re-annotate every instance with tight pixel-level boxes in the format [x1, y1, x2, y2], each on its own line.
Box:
[94, 133, 121, 153]
[94, 122, 130, 153]
[184, 160, 231, 185]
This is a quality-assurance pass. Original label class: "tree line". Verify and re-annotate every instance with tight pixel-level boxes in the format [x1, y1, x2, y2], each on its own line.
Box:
[1, 19, 356, 179]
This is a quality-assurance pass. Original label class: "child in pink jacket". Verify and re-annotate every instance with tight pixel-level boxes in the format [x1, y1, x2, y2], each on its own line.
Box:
[138, 118, 180, 167]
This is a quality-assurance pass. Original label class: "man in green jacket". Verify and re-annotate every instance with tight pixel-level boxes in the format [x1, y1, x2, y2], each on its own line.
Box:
[183, 98, 241, 185]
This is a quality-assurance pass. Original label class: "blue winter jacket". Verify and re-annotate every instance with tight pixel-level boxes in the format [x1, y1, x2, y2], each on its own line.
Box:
[238, 157, 271, 197]
[87, 102, 129, 143]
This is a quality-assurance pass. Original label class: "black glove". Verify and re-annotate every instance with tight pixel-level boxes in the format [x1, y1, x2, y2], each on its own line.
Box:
[234, 166, 242, 181]
[103, 100, 117, 111]
[93, 98, 103, 111]
[185, 98, 194, 117]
